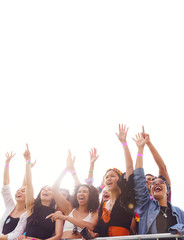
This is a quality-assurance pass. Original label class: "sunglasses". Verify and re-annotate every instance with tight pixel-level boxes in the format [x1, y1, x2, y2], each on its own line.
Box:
[151, 180, 166, 186]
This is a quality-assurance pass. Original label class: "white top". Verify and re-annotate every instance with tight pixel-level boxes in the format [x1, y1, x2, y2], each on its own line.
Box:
[0, 185, 27, 240]
[63, 208, 92, 233]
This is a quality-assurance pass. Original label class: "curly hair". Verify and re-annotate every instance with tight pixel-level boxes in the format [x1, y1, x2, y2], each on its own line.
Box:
[72, 184, 99, 212]
[27, 185, 56, 225]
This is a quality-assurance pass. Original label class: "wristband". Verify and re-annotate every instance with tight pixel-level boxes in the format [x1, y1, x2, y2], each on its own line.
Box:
[85, 177, 94, 184]
[89, 170, 93, 173]
[122, 142, 127, 146]
[100, 184, 104, 189]
[71, 171, 76, 175]
[137, 153, 143, 157]
[26, 160, 31, 164]
[5, 164, 9, 167]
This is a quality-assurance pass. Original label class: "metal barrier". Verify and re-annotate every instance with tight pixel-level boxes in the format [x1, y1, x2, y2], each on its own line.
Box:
[92, 233, 183, 240]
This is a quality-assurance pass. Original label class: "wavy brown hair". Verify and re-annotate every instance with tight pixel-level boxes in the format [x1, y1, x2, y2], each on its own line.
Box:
[72, 184, 99, 212]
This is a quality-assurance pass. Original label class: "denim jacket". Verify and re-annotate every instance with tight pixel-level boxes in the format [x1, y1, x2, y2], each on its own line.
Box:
[134, 168, 184, 235]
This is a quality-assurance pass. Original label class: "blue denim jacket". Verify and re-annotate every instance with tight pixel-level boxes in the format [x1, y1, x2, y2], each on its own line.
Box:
[134, 168, 184, 235]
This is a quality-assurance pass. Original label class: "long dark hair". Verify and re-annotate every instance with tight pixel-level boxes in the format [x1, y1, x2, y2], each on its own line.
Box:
[27, 186, 56, 225]
[72, 184, 99, 212]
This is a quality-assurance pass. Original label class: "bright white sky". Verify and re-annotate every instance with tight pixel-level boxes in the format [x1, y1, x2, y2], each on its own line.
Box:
[0, 1, 184, 217]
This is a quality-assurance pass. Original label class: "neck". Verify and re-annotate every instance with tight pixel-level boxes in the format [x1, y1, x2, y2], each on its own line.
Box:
[77, 204, 88, 213]
[15, 202, 26, 211]
[110, 188, 121, 204]
[158, 198, 167, 207]
[41, 200, 51, 207]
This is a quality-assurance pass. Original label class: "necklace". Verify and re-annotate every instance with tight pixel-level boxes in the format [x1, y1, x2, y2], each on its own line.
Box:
[160, 206, 168, 218]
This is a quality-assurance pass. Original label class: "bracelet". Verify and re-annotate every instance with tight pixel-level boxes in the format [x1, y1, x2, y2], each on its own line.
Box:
[85, 178, 94, 184]
[89, 170, 93, 173]
[122, 142, 127, 146]
[71, 171, 76, 175]
[5, 164, 9, 167]
[100, 184, 104, 189]
[26, 160, 31, 164]
[137, 153, 143, 157]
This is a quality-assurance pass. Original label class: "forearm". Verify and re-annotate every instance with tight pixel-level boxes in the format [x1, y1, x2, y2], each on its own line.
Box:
[65, 216, 95, 231]
[52, 170, 67, 191]
[3, 164, 10, 186]
[135, 147, 144, 169]
[122, 144, 134, 180]
[147, 142, 171, 185]
[72, 173, 81, 186]
[87, 163, 94, 180]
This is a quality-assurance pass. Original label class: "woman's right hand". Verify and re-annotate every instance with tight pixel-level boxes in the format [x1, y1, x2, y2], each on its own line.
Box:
[5, 152, 16, 165]
[133, 133, 147, 149]
[66, 149, 75, 172]
[23, 144, 31, 161]
[116, 124, 129, 144]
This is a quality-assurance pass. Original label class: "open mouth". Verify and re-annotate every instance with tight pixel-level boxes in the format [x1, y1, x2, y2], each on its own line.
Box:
[154, 186, 162, 192]
[78, 196, 85, 200]
[42, 193, 49, 197]
[103, 194, 109, 200]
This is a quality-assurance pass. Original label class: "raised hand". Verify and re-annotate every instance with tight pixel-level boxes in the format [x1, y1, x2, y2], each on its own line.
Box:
[23, 144, 31, 161]
[5, 152, 16, 164]
[66, 150, 75, 172]
[89, 148, 99, 164]
[141, 126, 150, 144]
[133, 133, 148, 149]
[116, 124, 129, 144]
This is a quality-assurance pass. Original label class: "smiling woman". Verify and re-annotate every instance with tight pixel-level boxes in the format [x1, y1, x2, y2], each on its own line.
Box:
[49, 178, 99, 238]
[133, 132, 184, 236]
[0, 152, 27, 240]
[18, 145, 63, 240]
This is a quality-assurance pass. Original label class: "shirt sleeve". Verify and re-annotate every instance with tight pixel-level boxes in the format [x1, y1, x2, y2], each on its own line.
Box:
[1, 185, 15, 209]
[133, 168, 151, 212]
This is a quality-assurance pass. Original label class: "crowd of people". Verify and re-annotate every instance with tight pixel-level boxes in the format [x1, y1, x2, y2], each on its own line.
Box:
[1, 124, 184, 240]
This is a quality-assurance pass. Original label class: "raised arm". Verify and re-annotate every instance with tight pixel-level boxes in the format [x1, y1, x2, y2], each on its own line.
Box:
[133, 133, 147, 169]
[66, 150, 80, 186]
[52, 151, 74, 215]
[23, 144, 34, 213]
[133, 133, 150, 208]
[85, 148, 99, 185]
[116, 124, 133, 180]
[3, 152, 16, 186]
[22, 160, 36, 186]
[141, 126, 171, 186]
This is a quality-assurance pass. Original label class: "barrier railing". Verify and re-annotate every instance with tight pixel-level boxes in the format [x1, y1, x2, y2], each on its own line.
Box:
[91, 233, 183, 240]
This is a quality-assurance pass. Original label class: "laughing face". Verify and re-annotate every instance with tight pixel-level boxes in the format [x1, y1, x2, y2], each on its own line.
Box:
[104, 170, 119, 191]
[101, 187, 110, 202]
[151, 178, 168, 200]
[77, 185, 90, 206]
[15, 186, 26, 202]
[146, 174, 154, 193]
[40, 186, 53, 202]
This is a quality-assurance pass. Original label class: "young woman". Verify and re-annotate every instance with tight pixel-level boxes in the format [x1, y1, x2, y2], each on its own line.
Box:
[20, 144, 63, 240]
[47, 151, 99, 239]
[133, 133, 184, 236]
[0, 152, 27, 240]
[91, 124, 136, 238]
